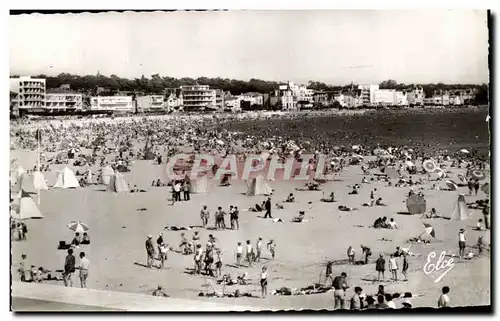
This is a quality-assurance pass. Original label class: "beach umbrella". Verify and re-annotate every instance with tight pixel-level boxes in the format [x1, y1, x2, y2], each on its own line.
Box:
[422, 160, 437, 173]
[67, 221, 89, 234]
[423, 222, 436, 238]
[460, 149, 469, 154]
[471, 170, 486, 181]
[481, 183, 490, 195]
[406, 194, 426, 214]
[445, 180, 458, 191]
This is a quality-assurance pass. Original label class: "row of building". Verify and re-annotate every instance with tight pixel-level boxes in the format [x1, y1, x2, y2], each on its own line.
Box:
[10, 76, 478, 115]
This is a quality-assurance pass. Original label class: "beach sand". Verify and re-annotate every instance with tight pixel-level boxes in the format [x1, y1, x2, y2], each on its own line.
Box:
[10, 149, 490, 310]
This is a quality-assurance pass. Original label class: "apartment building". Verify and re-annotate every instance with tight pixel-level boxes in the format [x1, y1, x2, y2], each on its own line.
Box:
[180, 85, 216, 112]
[358, 84, 379, 106]
[45, 89, 83, 112]
[10, 76, 46, 111]
[90, 96, 134, 113]
[136, 95, 166, 113]
[240, 92, 264, 106]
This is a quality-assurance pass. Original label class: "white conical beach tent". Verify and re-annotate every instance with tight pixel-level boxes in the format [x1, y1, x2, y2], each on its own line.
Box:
[100, 165, 114, 185]
[245, 176, 273, 196]
[191, 176, 209, 194]
[32, 171, 48, 190]
[11, 190, 44, 220]
[53, 167, 80, 189]
[108, 172, 130, 193]
[450, 194, 471, 221]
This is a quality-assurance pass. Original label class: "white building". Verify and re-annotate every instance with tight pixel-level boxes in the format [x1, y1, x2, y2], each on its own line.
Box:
[90, 96, 134, 112]
[224, 96, 242, 112]
[358, 84, 379, 106]
[241, 92, 264, 106]
[407, 87, 425, 106]
[10, 76, 46, 111]
[180, 85, 216, 111]
[136, 95, 166, 113]
[45, 91, 83, 112]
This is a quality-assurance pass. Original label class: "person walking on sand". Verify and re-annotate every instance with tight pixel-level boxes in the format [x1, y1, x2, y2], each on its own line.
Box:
[145, 235, 155, 269]
[235, 242, 243, 267]
[458, 229, 466, 259]
[63, 249, 76, 287]
[376, 254, 386, 282]
[402, 252, 409, 281]
[389, 254, 398, 281]
[267, 239, 276, 259]
[260, 266, 268, 298]
[77, 252, 90, 288]
[254, 237, 263, 262]
[200, 205, 209, 228]
[246, 240, 254, 267]
[264, 197, 272, 219]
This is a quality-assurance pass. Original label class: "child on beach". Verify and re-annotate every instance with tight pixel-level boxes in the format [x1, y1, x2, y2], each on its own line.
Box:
[389, 254, 398, 281]
[159, 243, 168, 269]
[194, 244, 203, 274]
[246, 240, 254, 267]
[254, 237, 263, 262]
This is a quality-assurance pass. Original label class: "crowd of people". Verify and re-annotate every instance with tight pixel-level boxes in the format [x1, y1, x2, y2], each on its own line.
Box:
[10, 113, 490, 310]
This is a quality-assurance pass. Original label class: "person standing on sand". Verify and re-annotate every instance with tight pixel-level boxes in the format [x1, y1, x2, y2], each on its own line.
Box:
[458, 229, 466, 259]
[183, 181, 190, 201]
[63, 249, 76, 287]
[194, 244, 203, 274]
[467, 178, 474, 196]
[200, 205, 209, 228]
[145, 235, 155, 269]
[174, 181, 182, 202]
[77, 252, 90, 288]
[332, 272, 349, 310]
[347, 246, 355, 264]
[376, 254, 386, 282]
[235, 242, 243, 267]
[267, 239, 276, 259]
[156, 233, 164, 259]
[254, 237, 263, 262]
[246, 240, 254, 267]
[260, 266, 268, 298]
[18, 254, 27, 282]
[474, 179, 480, 196]
[389, 254, 398, 281]
[264, 197, 272, 219]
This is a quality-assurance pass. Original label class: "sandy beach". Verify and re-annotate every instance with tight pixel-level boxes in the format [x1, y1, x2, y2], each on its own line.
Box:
[10, 144, 490, 309]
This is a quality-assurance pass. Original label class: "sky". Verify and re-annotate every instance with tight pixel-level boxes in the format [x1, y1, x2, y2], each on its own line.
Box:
[9, 10, 489, 85]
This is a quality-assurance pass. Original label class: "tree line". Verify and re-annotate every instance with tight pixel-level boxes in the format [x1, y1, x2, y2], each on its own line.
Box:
[10, 73, 488, 104]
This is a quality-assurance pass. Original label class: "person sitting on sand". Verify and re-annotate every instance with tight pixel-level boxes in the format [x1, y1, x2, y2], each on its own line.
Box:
[321, 192, 336, 203]
[375, 197, 386, 206]
[293, 211, 306, 223]
[152, 285, 169, 297]
[275, 203, 284, 209]
[348, 187, 358, 195]
[285, 193, 295, 203]
[475, 219, 484, 231]
[71, 233, 81, 246]
[220, 174, 231, 187]
[81, 233, 90, 245]
[388, 218, 398, 229]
